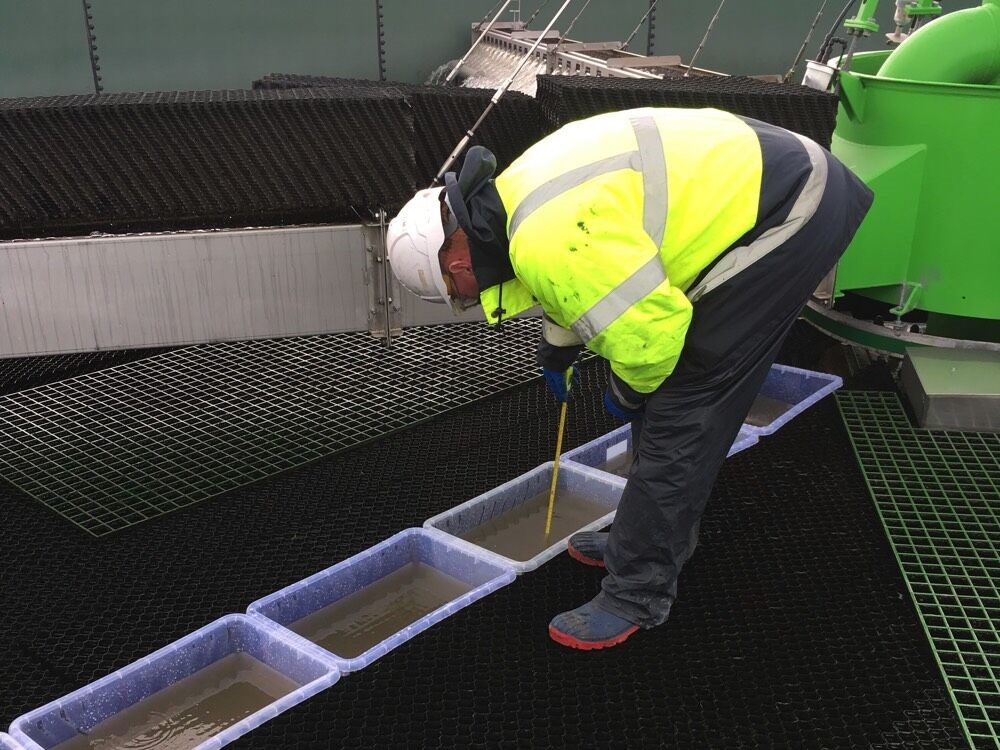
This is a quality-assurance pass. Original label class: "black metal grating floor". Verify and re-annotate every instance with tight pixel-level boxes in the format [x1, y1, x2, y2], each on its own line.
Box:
[838, 391, 1000, 749]
[0, 326, 968, 747]
[0, 348, 174, 397]
[0, 320, 548, 536]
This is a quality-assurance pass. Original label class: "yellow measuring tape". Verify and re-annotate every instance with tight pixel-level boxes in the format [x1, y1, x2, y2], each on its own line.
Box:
[543, 367, 573, 542]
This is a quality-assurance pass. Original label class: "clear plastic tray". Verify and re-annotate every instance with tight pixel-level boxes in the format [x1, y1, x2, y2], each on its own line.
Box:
[9, 614, 340, 750]
[562, 422, 759, 485]
[424, 462, 624, 574]
[744, 364, 842, 436]
[0, 733, 24, 750]
[247, 528, 515, 674]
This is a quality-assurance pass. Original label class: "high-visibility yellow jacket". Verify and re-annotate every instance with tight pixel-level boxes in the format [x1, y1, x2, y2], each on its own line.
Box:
[477, 107, 822, 395]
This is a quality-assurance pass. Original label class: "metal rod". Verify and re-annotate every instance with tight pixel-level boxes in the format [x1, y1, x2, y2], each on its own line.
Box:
[379, 209, 393, 348]
[80, 0, 103, 94]
[839, 33, 860, 75]
[477, 0, 507, 25]
[646, 0, 658, 55]
[374, 0, 387, 82]
[784, 0, 828, 83]
[444, 0, 516, 84]
[623, 0, 660, 51]
[525, 0, 554, 27]
[433, 0, 575, 185]
[818, 0, 857, 62]
[684, 0, 726, 77]
[553, 0, 596, 56]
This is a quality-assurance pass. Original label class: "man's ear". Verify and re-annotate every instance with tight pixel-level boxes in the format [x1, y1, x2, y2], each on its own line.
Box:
[447, 257, 474, 275]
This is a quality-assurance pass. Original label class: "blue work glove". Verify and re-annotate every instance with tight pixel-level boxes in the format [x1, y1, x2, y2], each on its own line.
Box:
[542, 367, 579, 403]
[604, 372, 645, 420]
[603, 391, 643, 421]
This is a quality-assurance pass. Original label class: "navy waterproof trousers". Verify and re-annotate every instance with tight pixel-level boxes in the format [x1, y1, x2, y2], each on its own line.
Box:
[597, 146, 874, 628]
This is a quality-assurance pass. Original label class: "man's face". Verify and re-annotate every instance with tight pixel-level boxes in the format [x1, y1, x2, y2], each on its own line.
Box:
[438, 200, 480, 309]
[440, 230, 480, 305]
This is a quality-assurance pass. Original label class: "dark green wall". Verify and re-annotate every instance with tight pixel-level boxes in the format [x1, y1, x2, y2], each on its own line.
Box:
[0, 1, 980, 98]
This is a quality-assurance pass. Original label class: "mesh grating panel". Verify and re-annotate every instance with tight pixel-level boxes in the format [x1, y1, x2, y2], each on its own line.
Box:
[0, 319, 553, 537]
[252, 74, 546, 184]
[0, 89, 416, 240]
[536, 74, 840, 148]
[0, 348, 174, 397]
[838, 390, 1000, 749]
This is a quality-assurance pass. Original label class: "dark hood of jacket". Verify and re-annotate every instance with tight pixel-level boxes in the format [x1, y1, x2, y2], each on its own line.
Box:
[443, 146, 514, 293]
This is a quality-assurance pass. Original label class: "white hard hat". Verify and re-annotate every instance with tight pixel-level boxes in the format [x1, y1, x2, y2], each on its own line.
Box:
[386, 188, 451, 304]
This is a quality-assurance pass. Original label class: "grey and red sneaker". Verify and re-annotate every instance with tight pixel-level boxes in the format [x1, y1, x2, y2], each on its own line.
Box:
[567, 531, 608, 567]
[548, 597, 640, 650]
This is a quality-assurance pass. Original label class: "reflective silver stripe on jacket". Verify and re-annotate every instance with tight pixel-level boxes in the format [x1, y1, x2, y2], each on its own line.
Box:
[608, 371, 644, 411]
[686, 134, 828, 303]
[629, 114, 668, 248]
[571, 254, 666, 341]
[571, 115, 669, 342]
[508, 116, 668, 248]
[508, 151, 640, 238]
[505, 114, 670, 343]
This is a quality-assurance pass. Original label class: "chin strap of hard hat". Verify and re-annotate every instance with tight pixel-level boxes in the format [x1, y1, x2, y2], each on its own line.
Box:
[441, 192, 459, 239]
[493, 282, 506, 333]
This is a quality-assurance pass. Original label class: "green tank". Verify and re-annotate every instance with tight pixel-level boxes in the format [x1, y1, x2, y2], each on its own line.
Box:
[823, 0, 1000, 345]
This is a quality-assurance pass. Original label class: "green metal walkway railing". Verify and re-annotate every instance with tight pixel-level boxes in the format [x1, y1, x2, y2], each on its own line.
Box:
[838, 391, 1000, 749]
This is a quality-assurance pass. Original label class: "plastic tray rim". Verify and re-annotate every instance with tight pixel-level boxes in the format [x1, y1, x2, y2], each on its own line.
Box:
[745, 363, 843, 436]
[8, 614, 340, 750]
[247, 527, 516, 674]
[423, 461, 622, 574]
[561, 422, 760, 486]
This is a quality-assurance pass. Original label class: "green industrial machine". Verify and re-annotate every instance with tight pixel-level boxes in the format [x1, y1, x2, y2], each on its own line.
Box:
[804, 0, 1000, 353]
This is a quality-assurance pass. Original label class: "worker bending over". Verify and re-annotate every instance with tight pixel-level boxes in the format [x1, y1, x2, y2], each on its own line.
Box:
[387, 107, 873, 650]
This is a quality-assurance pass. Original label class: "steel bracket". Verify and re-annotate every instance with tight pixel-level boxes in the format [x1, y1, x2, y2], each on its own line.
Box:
[812, 264, 839, 308]
[890, 281, 923, 317]
[363, 211, 402, 344]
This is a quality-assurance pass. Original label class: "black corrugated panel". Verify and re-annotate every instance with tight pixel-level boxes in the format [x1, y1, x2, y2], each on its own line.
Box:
[536, 75, 839, 148]
[0, 75, 833, 242]
[253, 74, 546, 184]
[0, 89, 416, 240]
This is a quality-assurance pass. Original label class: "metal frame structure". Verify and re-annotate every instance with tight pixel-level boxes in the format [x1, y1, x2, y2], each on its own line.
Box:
[0, 223, 484, 358]
[473, 21, 723, 79]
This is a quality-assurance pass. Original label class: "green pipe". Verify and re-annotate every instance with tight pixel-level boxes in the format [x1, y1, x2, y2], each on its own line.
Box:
[879, 0, 1000, 84]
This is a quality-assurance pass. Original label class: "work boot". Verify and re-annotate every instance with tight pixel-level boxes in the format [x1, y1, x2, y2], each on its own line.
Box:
[567, 531, 608, 567]
[548, 596, 640, 651]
